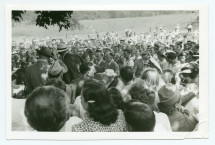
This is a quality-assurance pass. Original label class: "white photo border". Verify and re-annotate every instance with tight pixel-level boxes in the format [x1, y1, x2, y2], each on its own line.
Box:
[6, 4, 209, 140]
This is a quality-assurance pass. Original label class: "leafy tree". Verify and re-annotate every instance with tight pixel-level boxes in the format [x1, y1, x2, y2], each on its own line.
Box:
[12, 10, 80, 31]
[12, 10, 26, 21]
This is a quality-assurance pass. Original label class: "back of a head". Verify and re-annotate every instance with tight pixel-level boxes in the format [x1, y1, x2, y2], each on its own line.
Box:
[166, 52, 177, 60]
[24, 86, 70, 131]
[82, 79, 118, 125]
[128, 80, 155, 108]
[141, 68, 160, 89]
[120, 66, 134, 83]
[124, 100, 155, 132]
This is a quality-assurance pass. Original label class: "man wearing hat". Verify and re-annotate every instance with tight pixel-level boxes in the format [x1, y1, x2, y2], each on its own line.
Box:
[57, 42, 83, 84]
[25, 46, 52, 94]
[158, 83, 198, 131]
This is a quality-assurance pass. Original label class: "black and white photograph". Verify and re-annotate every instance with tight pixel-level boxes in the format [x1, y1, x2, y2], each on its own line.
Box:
[6, 5, 209, 140]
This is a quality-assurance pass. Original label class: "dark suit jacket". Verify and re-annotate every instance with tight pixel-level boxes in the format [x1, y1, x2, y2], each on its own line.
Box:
[95, 60, 107, 73]
[62, 53, 82, 84]
[25, 59, 48, 94]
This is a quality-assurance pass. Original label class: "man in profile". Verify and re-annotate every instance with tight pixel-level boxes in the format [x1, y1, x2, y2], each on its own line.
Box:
[57, 42, 83, 84]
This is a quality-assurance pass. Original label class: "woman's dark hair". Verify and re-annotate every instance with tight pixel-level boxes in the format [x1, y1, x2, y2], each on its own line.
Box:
[128, 80, 157, 111]
[157, 99, 180, 115]
[24, 86, 70, 131]
[124, 100, 155, 132]
[120, 66, 134, 83]
[45, 79, 66, 92]
[82, 79, 118, 125]
[107, 87, 125, 111]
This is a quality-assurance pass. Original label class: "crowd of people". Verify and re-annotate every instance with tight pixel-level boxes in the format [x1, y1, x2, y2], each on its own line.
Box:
[12, 24, 200, 132]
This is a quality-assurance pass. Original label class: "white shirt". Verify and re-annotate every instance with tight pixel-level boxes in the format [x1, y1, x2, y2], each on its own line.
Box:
[74, 96, 88, 120]
[154, 111, 172, 132]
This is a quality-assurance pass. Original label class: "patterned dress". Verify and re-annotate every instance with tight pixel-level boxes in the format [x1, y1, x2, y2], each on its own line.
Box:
[71, 110, 128, 132]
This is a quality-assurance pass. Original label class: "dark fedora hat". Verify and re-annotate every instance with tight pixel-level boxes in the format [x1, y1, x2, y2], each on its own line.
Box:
[36, 46, 52, 57]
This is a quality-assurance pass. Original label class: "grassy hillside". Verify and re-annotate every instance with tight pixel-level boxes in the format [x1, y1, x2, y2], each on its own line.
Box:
[12, 13, 198, 42]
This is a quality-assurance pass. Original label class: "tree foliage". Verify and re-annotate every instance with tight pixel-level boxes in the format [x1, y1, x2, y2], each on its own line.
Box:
[12, 10, 26, 21]
[12, 10, 80, 31]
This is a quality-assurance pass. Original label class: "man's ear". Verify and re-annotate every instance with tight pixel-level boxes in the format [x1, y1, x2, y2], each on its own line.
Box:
[175, 102, 180, 109]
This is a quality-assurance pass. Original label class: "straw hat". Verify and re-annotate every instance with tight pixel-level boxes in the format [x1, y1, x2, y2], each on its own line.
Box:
[57, 43, 68, 52]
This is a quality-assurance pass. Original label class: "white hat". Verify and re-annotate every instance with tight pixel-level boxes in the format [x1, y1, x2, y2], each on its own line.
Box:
[104, 69, 117, 77]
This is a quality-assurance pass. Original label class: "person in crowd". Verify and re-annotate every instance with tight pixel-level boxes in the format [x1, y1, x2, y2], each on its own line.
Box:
[133, 50, 151, 78]
[72, 79, 128, 132]
[141, 68, 164, 94]
[177, 62, 199, 115]
[128, 80, 172, 132]
[187, 23, 193, 33]
[178, 52, 187, 66]
[57, 42, 83, 84]
[179, 62, 199, 87]
[158, 83, 198, 131]
[25, 46, 52, 95]
[94, 48, 107, 73]
[116, 66, 134, 102]
[165, 51, 182, 74]
[24, 86, 82, 132]
[104, 52, 119, 75]
[157, 50, 168, 70]
[124, 100, 156, 132]
[161, 69, 175, 84]
[12, 61, 29, 85]
[148, 46, 158, 62]
[123, 48, 134, 68]
[82, 51, 91, 63]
